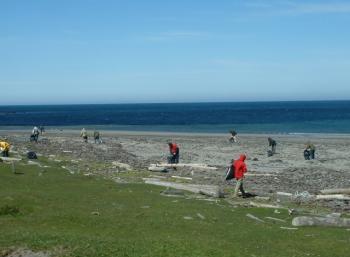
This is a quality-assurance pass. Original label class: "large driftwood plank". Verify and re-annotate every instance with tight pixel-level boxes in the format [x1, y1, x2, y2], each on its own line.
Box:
[316, 194, 350, 200]
[143, 178, 221, 197]
[292, 216, 350, 228]
[149, 163, 217, 170]
[320, 188, 350, 195]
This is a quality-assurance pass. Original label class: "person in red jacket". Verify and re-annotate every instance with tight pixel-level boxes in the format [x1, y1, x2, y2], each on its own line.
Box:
[167, 142, 179, 164]
[233, 154, 248, 197]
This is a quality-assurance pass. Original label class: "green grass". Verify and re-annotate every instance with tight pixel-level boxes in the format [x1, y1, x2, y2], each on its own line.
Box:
[0, 160, 349, 257]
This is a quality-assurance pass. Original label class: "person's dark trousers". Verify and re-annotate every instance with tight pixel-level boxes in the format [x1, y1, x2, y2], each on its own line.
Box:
[271, 144, 276, 154]
[310, 150, 315, 159]
[2, 150, 9, 157]
[239, 182, 245, 195]
[304, 150, 310, 160]
[174, 153, 179, 164]
[167, 155, 175, 164]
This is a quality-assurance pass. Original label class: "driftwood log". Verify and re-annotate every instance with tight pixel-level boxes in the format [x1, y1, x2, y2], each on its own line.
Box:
[320, 188, 350, 195]
[292, 216, 350, 228]
[316, 194, 350, 200]
[149, 163, 217, 170]
[0, 157, 22, 161]
[249, 201, 285, 209]
[143, 178, 222, 198]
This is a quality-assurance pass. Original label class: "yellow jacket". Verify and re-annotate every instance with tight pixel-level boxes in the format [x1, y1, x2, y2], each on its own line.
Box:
[0, 141, 10, 151]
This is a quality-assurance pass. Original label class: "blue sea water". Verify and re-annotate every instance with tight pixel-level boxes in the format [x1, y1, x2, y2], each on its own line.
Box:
[1, 101, 350, 134]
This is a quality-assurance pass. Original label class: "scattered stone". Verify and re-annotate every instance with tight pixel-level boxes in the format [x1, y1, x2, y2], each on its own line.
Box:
[183, 216, 193, 220]
[91, 211, 100, 216]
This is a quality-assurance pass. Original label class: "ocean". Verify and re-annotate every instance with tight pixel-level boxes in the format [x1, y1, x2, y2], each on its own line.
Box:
[1, 101, 350, 134]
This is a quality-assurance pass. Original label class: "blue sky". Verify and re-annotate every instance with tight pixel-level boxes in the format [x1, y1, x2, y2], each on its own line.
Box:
[1, 0, 350, 105]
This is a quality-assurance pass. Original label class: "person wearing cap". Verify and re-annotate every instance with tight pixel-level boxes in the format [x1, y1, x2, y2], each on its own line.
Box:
[233, 154, 248, 197]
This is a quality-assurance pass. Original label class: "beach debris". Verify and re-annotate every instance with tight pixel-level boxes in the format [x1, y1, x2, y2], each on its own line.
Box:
[161, 187, 185, 196]
[292, 216, 350, 228]
[246, 213, 265, 223]
[292, 191, 315, 202]
[171, 175, 192, 181]
[91, 211, 100, 216]
[61, 166, 75, 174]
[199, 188, 225, 198]
[249, 201, 285, 209]
[149, 163, 217, 170]
[197, 213, 205, 220]
[254, 196, 270, 201]
[274, 210, 281, 214]
[265, 217, 286, 223]
[245, 173, 277, 177]
[1, 248, 50, 257]
[148, 166, 168, 172]
[316, 194, 350, 201]
[326, 213, 342, 218]
[183, 216, 193, 220]
[143, 178, 220, 197]
[276, 192, 293, 203]
[280, 227, 298, 230]
[320, 188, 350, 195]
[112, 161, 132, 171]
[0, 157, 22, 162]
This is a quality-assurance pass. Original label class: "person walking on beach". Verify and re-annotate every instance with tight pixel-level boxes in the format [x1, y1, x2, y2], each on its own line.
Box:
[31, 126, 40, 142]
[304, 142, 316, 160]
[93, 130, 101, 144]
[268, 137, 277, 156]
[80, 128, 88, 143]
[39, 125, 45, 135]
[229, 130, 238, 143]
[167, 142, 179, 164]
[0, 140, 11, 157]
[233, 154, 248, 198]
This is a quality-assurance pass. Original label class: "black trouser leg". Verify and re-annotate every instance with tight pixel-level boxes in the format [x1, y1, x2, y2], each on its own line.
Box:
[239, 182, 245, 195]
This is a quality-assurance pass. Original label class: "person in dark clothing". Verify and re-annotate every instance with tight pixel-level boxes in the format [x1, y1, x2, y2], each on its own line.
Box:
[268, 137, 277, 155]
[93, 130, 101, 144]
[304, 142, 316, 160]
[229, 130, 238, 143]
[167, 142, 179, 164]
[39, 125, 45, 134]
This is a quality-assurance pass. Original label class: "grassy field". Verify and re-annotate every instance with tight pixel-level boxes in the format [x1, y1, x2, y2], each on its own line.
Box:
[0, 159, 349, 257]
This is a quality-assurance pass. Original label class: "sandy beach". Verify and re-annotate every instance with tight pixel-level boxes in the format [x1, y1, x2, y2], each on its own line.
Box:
[2, 129, 350, 210]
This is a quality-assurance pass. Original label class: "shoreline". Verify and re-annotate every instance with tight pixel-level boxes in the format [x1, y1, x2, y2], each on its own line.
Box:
[2, 128, 350, 139]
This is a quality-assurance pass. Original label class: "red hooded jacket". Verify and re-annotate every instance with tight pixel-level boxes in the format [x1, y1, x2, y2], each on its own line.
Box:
[233, 154, 247, 180]
[169, 143, 179, 155]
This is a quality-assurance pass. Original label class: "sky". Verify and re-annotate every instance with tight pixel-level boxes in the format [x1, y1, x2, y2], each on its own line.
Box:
[1, 0, 350, 105]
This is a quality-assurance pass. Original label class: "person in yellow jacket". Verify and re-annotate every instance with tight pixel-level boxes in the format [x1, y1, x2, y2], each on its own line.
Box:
[0, 141, 10, 157]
